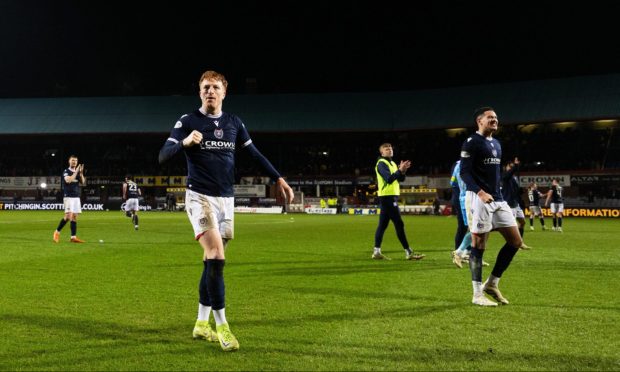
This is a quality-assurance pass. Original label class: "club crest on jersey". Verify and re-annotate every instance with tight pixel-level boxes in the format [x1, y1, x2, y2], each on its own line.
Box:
[492, 149, 498, 157]
[214, 128, 224, 139]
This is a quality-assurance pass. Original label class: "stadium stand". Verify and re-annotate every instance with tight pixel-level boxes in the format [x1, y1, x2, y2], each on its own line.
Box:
[1, 74, 619, 209]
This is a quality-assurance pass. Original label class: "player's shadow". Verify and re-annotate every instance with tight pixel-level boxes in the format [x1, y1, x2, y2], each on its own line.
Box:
[276, 285, 462, 304]
[520, 260, 618, 272]
[232, 285, 464, 329]
[234, 303, 461, 329]
[1, 313, 172, 340]
[243, 339, 618, 370]
[0, 313, 190, 368]
[241, 261, 447, 277]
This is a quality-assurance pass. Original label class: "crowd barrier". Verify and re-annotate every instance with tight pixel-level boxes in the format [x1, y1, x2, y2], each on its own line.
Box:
[2, 201, 617, 218]
[0, 201, 152, 211]
[525, 207, 620, 218]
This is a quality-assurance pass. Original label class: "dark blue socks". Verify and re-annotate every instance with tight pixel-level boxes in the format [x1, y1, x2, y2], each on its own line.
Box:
[491, 243, 519, 278]
[199, 260, 211, 306]
[469, 247, 484, 282]
[56, 219, 68, 232]
[206, 259, 226, 311]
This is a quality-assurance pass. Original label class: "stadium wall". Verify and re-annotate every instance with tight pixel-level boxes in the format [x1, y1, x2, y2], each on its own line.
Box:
[1, 74, 620, 134]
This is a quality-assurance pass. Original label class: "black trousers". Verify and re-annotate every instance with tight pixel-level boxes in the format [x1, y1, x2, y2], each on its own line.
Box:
[374, 196, 409, 249]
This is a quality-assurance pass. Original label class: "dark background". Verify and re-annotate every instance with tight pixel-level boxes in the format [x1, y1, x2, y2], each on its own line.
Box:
[2, 2, 620, 98]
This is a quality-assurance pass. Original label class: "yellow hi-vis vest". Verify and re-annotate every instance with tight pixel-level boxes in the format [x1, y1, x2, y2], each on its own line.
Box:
[375, 158, 400, 196]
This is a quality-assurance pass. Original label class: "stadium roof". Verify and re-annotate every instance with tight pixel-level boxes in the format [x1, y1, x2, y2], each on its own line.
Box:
[1, 74, 620, 135]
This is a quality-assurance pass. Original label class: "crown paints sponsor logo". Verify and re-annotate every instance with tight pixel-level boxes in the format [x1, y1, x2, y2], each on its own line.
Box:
[200, 140, 235, 150]
[483, 157, 501, 165]
[519, 175, 570, 187]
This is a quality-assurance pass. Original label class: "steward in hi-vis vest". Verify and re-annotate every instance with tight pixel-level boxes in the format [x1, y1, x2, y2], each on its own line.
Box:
[371, 143, 425, 262]
[375, 158, 400, 197]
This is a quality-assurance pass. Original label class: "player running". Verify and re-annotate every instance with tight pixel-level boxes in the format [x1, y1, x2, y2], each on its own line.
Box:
[122, 175, 141, 230]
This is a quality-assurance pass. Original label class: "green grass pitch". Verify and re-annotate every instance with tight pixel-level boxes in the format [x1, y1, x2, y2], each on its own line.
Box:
[1, 211, 618, 371]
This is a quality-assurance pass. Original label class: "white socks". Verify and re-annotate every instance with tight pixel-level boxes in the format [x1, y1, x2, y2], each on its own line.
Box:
[487, 274, 500, 287]
[198, 304, 228, 326]
[198, 304, 211, 321]
[213, 308, 227, 326]
[472, 281, 483, 296]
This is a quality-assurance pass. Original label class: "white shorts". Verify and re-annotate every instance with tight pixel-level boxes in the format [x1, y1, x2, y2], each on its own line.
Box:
[465, 191, 517, 234]
[529, 206, 542, 216]
[124, 198, 139, 212]
[63, 197, 82, 214]
[511, 205, 525, 219]
[185, 189, 234, 240]
[550, 203, 564, 214]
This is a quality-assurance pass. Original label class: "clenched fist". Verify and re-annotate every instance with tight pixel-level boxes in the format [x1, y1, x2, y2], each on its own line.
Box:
[182, 130, 203, 147]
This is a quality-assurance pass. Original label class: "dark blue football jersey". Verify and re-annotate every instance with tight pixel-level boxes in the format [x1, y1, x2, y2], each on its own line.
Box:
[164, 110, 252, 197]
[125, 180, 140, 198]
[550, 185, 564, 203]
[501, 164, 521, 208]
[459, 132, 504, 201]
[62, 168, 81, 197]
[528, 189, 543, 206]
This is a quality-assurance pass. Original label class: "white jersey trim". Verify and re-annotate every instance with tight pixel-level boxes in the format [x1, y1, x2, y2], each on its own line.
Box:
[242, 139, 253, 148]
[167, 137, 179, 143]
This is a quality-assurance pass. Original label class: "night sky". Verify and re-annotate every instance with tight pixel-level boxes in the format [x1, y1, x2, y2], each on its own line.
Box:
[2, 2, 620, 98]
